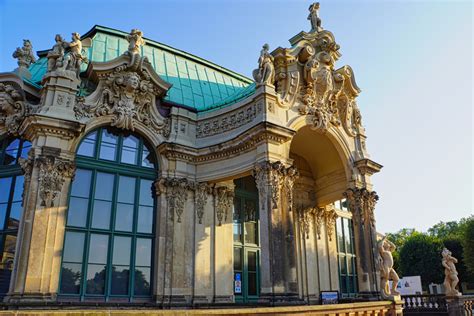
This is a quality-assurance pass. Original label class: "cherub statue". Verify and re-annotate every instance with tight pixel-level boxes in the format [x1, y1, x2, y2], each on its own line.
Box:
[66, 32, 84, 77]
[252, 44, 275, 86]
[46, 34, 66, 72]
[308, 2, 323, 32]
[126, 29, 145, 55]
[378, 236, 400, 298]
[442, 248, 461, 296]
[12, 39, 36, 69]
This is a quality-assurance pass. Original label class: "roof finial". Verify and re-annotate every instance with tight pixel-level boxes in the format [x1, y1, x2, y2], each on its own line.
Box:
[126, 29, 145, 55]
[308, 2, 323, 33]
[12, 39, 36, 78]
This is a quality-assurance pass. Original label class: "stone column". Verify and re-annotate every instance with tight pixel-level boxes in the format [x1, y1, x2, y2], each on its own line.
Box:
[254, 161, 300, 304]
[344, 188, 379, 297]
[7, 148, 76, 302]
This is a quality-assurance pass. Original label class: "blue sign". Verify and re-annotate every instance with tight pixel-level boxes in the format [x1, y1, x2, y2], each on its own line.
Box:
[320, 291, 339, 305]
[235, 273, 241, 281]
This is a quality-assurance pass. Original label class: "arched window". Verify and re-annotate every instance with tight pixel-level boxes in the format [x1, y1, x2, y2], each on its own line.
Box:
[0, 137, 31, 297]
[59, 128, 157, 301]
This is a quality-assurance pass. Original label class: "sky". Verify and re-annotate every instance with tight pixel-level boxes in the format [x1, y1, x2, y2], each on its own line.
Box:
[0, 0, 472, 233]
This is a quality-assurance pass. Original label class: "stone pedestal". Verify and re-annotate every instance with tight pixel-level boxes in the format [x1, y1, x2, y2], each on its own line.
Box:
[40, 70, 80, 120]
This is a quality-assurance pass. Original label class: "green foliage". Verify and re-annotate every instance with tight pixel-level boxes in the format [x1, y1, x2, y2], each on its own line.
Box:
[386, 228, 417, 272]
[428, 221, 462, 239]
[399, 233, 444, 288]
[461, 217, 474, 275]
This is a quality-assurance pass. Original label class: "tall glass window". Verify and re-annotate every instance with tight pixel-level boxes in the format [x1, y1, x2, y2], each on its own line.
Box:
[0, 138, 30, 297]
[233, 176, 260, 302]
[336, 216, 358, 297]
[59, 128, 156, 301]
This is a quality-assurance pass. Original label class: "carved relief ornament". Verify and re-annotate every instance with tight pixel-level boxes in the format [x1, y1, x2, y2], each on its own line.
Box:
[301, 205, 339, 240]
[194, 182, 213, 224]
[74, 30, 171, 138]
[214, 186, 234, 226]
[0, 82, 28, 136]
[343, 188, 378, 228]
[156, 177, 194, 223]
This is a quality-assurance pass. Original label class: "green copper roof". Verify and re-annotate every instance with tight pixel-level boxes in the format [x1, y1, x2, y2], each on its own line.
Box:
[27, 25, 255, 112]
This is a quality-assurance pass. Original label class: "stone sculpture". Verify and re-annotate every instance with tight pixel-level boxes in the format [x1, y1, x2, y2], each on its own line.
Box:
[46, 35, 66, 72]
[378, 236, 400, 298]
[66, 32, 84, 77]
[308, 2, 322, 32]
[12, 40, 36, 69]
[442, 248, 461, 296]
[126, 29, 145, 55]
[0, 83, 26, 135]
[252, 44, 275, 86]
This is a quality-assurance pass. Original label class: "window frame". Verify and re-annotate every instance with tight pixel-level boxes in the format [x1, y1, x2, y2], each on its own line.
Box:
[58, 128, 157, 301]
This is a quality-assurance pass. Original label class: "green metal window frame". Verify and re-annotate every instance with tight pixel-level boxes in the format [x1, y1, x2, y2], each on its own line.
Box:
[233, 177, 260, 303]
[58, 127, 157, 302]
[0, 137, 30, 296]
[335, 216, 358, 298]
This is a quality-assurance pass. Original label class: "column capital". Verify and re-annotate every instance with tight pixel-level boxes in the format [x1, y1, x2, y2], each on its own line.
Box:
[343, 187, 378, 228]
[154, 177, 194, 223]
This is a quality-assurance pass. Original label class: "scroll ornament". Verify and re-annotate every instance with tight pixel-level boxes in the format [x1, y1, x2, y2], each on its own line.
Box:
[214, 186, 234, 226]
[0, 83, 29, 136]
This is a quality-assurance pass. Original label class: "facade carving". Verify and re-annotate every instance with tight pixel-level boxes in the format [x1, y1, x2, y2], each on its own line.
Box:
[283, 166, 299, 212]
[378, 237, 400, 299]
[301, 205, 338, 240]
[344, 188, 378, 228]
[45, 33, 87, 77]
[12, 40, 36, 69]
[35, 155, 75, 208]
[156, 177, 193, 223]
[0, 83, 28, 135]
[194, 182, 212, 224]
[252, 44, 275, 86]
[214, 186, 234, 226]
[442, 248, 461, 296]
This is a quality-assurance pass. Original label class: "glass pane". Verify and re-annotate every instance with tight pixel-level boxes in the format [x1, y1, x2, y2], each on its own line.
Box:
[348, 256, 354, 274]
[121, 147, 138, 165]
[0, 177, 12, 203]
[91, 200, 111, 229]
[111, 265, 129, 295]
[63, 232, 85, 263]
[8, 202, 22, 229]
[123, 135, 138, 148]
[77, 132, 97, 157]
[12, 176, 23, 201]
[343, 219, 351, 253]
[71, 169, 92, 198]
[60, 263, 82, 294]
[244, 222, 257, 244]
[233, 248, 242, 271]
[348, 276, 355, 294]
[248, 251, 257, 272]
[88, 234, 108, 264]
[141, 147, 154, 168]
[134, 267, 151, 295]
[101, 129, 118, 144]
[118, 176, 135, 203]
[86, 264, 106, 294]
[5, 139, 19, 165]
[336, 218, 344, 251]
[233, 223, 242, 243]
[115, 203, 134, 232]
[67, 197, 88, 227]
[99, 142, 116, 161]
[2, 235, 16, 270]
[0, 204, 7, 229]
[244, 199, 257, 221]
[135, 238, 152, 267]
[94, 172, 114, 200]
[233, 198, 241, 243]
[248, 272, 257, 296]
[139, 179, 154, 206]
[113, 236, 131, 266]
[137, 206, 153, 233]
[340, 276, 348, 294]
[19, 141, 31, 160]
[339, 255, 347, 275]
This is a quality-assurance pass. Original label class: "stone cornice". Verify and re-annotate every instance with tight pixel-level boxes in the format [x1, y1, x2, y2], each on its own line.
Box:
[354, 158, 383, 176]
[19, 115, 84, 141]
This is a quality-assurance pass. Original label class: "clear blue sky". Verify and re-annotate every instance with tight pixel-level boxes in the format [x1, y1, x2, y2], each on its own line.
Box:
[0, 0, 472, 233]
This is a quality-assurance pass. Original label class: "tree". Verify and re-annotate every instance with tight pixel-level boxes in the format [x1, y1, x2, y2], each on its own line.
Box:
[399, 233, 444, 289]
[428, 221, 461, 239]
[461, 217, 474, 275]
[386, 228, 417, 272]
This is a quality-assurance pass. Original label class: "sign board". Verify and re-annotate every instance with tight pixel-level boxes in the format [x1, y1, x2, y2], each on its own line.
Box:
[320, 291, 339, 305]
[234, 273, 242, 294]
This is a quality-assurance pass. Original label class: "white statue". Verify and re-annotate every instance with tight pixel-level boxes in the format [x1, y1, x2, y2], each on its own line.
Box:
[378, 236, 400, 298]
[12, 39, 36, 69]
[442, 248, 461, 296]
[252, 44, 275, 86]
[308, 2, 323, 32]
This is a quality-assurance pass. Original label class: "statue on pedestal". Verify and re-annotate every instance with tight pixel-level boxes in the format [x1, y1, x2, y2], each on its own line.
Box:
[126, 29, 145, 55]
[378, 236, 400, 298]
[442, 248, 461, 296]
[252, 44, 275, 86]
[12, 39, 36, 69]
[308, 2, 323, 32]
[46, 35, 66, 72]
[66, 32, 85, 77]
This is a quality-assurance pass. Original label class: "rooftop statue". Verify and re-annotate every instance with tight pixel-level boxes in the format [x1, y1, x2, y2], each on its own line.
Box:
[66, 32, 85, 77]
[442, 248, 461, 296]
[12, 39, 36, 69]
[252, 44, 275, 86]
[46, 34, 66, 72]
[308, 2, 323, 33]
[126, 29, 145, 55]
[378, 236, 400, 299]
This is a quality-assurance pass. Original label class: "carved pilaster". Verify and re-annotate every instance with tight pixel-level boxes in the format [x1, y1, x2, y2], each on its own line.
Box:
[156, 177, 194, 223]
[34, 155, 75, 208]
[194, 182, 212, 224]
[213, 186, 234, 226]
[310, 205, 339, 241]
[283, 166, 299, 212]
